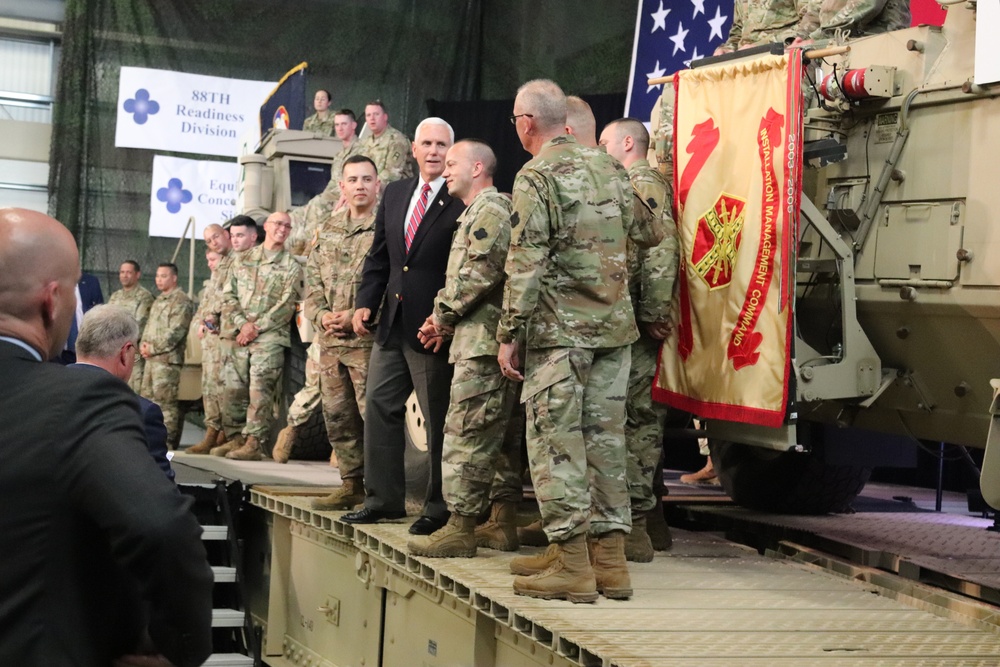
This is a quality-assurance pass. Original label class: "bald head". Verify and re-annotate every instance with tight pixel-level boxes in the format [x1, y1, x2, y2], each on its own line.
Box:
[0, 208, 80, 359]
[203, 223, 231, 254]
[565, 96, 597, 148]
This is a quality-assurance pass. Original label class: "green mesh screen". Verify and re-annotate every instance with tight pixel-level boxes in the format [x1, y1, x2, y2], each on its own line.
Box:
[49, 0, 636, 296]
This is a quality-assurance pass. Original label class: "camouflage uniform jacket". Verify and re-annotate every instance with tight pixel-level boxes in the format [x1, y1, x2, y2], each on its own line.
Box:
[359, 125, 413, 184]
[193, 279, 211, 321]
[725, 0, 811, 49]
[201, 251, 234, 324]
[433, 187, 512, 363]
[303, 112, 336, 136]
[221, 244, 303, 347]
[802, 0, 910, 39]
[141, 288, 195, 364]
[304, 208, 376, 350]
[498, 135, 665, 350]
[108, 285, 154, 334]
[287, 137, 366, 255]
[627, 160, 679, 324]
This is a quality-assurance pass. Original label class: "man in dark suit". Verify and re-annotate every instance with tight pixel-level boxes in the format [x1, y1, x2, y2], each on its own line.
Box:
[59, 269, 104, 364]
[0, 208, 212, 667]
[73, 303, 175, 482]
[347, 118, 465, 534]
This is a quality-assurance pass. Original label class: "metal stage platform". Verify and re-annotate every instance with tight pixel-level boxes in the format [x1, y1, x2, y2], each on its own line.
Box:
[173, 452, 1000, 666]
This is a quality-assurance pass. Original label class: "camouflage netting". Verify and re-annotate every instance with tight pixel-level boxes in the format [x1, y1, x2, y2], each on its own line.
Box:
[49, 0, 636, 297]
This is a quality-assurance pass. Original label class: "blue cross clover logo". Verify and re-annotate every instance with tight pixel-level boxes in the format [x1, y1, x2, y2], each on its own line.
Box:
[157, 178, 193, 214]
[123, 88, 160, 125]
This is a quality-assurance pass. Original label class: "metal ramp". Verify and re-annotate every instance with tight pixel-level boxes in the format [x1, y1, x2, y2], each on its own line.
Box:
[248, 489, 1000, 667]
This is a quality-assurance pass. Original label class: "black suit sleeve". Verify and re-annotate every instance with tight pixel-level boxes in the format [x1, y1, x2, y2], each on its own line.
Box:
[65, 376, 212, 667]
[355, 186, 392, 314]
[141, 400, 174, 482]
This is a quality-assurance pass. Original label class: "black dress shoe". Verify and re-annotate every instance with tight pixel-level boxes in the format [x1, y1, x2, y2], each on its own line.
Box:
[341, 507, 407, 524]
[409, 514, 449, 535]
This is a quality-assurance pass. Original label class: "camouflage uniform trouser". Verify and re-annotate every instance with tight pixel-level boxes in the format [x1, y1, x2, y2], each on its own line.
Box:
[140, 358, 182, 448]
[128, 354, 145, 394]
[201, 333, 224, 430]
[625, 335, 669, 513]
[286, 339, 322, 428]
[442, 355, 524, 517]
[319, 345, 370, 479]
[224, 339, 286, 442]
[523, 345, 631, 542]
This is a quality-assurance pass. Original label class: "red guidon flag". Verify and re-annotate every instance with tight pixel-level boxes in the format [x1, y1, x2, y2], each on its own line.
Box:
[654, 53, 803, 428]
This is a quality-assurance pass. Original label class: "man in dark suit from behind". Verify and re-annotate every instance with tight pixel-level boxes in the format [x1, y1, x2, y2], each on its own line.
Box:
[59, 269, 104, 364]
[73, 303, 175, 482]
[0, 208, 212, 667]
[346, 117, 465, 535]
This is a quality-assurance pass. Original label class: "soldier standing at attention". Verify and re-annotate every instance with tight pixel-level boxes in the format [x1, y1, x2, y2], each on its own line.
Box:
[108, 259, 154, 392]
[407, 139, 523, 558]
[600, 117, 680, 561]
[209, 217, 259, 455]
[139, 262, 195, 450]
[498, 80, 664, 603]
[219, 211, 302, 461]
[305, 156, 381, 509]
[303, 89, 335, 136]
[358, 100, 413, 185]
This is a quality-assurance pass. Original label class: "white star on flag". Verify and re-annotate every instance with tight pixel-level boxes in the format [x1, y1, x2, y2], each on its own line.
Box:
[708, 5, 729, 41]
[646, 60, 667, 93]
[691, 0, 706, 18]
[670, 21, 689, 55]
[651, 0, 670, 33]
[683, 47, 703, 68]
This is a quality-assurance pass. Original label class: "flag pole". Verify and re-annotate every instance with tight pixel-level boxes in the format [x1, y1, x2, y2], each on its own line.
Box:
[646, 45, 850, 86]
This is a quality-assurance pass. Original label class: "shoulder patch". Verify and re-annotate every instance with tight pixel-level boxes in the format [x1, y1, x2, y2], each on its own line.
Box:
[510, 211, 520, 228]
[646, 197, 659, 210]
[473, 228, 488, 240]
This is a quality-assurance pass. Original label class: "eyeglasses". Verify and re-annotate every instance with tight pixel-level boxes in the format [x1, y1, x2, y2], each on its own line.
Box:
[267, 221, 292, 229]
[508, 113, 534, 125]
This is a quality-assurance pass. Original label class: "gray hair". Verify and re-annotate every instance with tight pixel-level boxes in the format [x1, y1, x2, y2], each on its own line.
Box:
[76, 304, 139, 359]
[414, 116, 455, 145]
[516, 79, 567, 132]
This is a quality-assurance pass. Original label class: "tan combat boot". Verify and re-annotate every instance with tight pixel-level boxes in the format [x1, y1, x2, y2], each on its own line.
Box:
[510, 543, 559, 575]
[188, 426, 221, 455]
[645, 502, 673, 551]
[625, 514, 654, 563]
[226, 436, 263, 461]
[474, 501, 519, 551]
[513, 534, 598, 603]
[516, 518, 549, 547]
[311, 478, 365, 511]
[591, 530, 633, 599]
[271, 425, 298, 464]
[216, 428, 228, 446]
[407, 514, 478, 558]
[210, 434, 243, 457]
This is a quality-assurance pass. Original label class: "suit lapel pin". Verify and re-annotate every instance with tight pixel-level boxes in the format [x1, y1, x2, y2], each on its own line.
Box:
[438, 200, 444, 206]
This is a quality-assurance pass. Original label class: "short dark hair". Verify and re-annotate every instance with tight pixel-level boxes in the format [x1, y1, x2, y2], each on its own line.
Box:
[157, 262, 179, 277]
[334, 108, 356, 122]
[605, 117, 651, 155]
[343, 154, 377, 173]
[366, 99, 387, 114]
[227, 215, 258, 231]
[121, 259, 140, 273]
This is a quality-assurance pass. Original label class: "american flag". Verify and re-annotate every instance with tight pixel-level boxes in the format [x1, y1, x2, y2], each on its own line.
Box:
[624, 0, 735, 123]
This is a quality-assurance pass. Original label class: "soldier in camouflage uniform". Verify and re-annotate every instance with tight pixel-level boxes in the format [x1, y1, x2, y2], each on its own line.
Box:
[600, 118, 680, 562]
[304, 156, 380, 509]
[359, 100, 413, 185]
[498, 80, 664, 603]
[218, 212, 302, 461]
[288, 109, 366, 256]
[801, 0, 910, 40]
[188, 230, 229, 453]
[108, 259, 154, 392]
[303, 89, 335, 136]
[407, 140, 523, 559]
[139, 263, 195, 449]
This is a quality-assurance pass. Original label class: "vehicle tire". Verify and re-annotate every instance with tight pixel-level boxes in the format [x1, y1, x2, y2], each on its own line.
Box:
[404, 391, 430, 502]
[710, 439, 871, 514]
[272, 331, 331, 461]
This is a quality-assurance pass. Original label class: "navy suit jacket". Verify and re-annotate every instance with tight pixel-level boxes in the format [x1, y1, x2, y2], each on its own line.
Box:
[355, 177, 465, 352]
[0, 340, 211, 667]
[78, 272, 104, 312]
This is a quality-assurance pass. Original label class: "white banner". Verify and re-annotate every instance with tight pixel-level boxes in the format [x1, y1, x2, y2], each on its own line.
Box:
[976, 0, 1000, 85]
[116, 67, 275, 157]
[149, 156, 239, 238]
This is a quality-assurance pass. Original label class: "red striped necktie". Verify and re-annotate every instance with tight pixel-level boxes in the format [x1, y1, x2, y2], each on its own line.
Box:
[405, 183, 432, 252]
